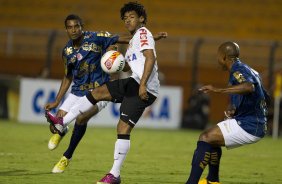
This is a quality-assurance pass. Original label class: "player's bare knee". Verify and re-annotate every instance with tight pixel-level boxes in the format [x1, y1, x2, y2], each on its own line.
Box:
[76, 115, 88, 125]
[92, 85, 111, 100]
[117, 121, 132, 134]
[199, 131, 211, 142]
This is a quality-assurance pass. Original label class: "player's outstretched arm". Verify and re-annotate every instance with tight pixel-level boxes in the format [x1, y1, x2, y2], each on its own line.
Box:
[199, 82, 254, 95]
[45, 76, 73, 111]
[116, 34, 132, 44]
[153, 32, 168, 41]
[116, 32, 168, 44]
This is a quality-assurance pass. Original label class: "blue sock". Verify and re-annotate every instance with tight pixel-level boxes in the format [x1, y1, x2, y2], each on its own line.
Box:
[207, 147, 222, 182]
[63, 122, 87, 159]
[186, 141, 212, 184]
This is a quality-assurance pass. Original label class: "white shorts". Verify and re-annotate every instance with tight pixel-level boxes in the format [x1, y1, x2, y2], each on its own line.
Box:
[60, 93, 108, 113]
[217, 119, 261, 149]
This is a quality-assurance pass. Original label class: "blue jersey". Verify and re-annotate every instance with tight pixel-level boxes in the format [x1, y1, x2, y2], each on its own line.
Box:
[62, 31, 119, 96]
[229, 60, 269, 137]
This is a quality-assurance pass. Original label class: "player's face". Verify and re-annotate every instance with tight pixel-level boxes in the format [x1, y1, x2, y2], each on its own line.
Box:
[65, 19, 83, 40]
[217, 50, 228, 71]
[123, 11, 144, 34]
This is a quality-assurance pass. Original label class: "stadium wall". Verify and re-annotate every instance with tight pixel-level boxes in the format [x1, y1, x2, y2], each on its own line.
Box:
[18, 78, 183, 129]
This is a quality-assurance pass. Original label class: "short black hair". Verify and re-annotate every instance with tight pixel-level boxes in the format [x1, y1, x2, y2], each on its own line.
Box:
[120, 1, 147, 24]
[64, 14, 84, 28]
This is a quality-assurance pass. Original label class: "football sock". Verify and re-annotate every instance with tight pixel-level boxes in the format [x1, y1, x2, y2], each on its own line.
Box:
[186, 141, 212, 184]
[63, 122, 87, 159]
[207, 147, 222, 182]
[110, 134, 130, 177]
[64, 95, 95, 126]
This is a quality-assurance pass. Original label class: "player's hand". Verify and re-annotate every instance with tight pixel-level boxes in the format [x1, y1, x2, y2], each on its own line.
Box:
[106, 44, 118, 51]
[198, 85, 218, 93]
[154, 32, 168, 41]
[139, 84, 149, 101]
[44, 101, 59, 111]
[224, 110, 235, 119]
[224, 106, 236, 119]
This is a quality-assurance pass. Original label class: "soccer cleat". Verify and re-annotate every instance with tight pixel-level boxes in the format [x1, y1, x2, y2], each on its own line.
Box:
[48, 126, 69, 150]
[48, 134, 62, 150]
[45, 111, 65, 135]
[52, 156, 70, 173]
[198, 178, 220, 184]
[97, 173, 121, 184]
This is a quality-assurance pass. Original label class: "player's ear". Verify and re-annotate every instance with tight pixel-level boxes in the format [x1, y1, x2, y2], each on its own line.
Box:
[223, 53, 227, 61]
[139, 16, 145, 24]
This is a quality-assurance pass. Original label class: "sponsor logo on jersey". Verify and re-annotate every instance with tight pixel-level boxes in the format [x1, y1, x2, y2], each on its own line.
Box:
[233, 71, 246, 83]
[65, 47, 73, 55]
[70, 56, 76, 63]
[127, 53, 137, 62]
[76, 53, 83, 61]
[139, 28, 148, 47]
[82, 42, 101, 52]
[97, 31, 112, 37]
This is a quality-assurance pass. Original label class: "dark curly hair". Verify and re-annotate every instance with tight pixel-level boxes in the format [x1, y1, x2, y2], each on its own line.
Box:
[64, 14, 84, 28]
[120, 1, 147, 24]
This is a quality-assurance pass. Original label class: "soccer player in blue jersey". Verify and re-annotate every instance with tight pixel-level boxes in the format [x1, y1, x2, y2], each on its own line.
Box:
[44, 14, 129, 173]
[185, 42, 269, 184]
[44, 14, 167, 173]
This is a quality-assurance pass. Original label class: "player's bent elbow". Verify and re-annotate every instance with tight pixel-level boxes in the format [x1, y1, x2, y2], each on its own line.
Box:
[242, 82, 255, 94]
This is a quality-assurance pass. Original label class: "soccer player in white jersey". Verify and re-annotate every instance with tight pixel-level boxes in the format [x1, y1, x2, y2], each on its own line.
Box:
[45, 2, 167, 183]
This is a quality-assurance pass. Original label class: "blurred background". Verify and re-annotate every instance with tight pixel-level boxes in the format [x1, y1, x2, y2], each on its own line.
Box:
[0, 0, 282, 137]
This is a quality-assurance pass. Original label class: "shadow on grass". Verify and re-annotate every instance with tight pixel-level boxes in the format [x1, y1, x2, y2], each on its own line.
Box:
[0, 169, 51, 176]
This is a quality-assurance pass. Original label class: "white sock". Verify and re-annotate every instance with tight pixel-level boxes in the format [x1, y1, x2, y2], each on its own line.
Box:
[110, 139, 130, 177]
[63, 96, 94, 126]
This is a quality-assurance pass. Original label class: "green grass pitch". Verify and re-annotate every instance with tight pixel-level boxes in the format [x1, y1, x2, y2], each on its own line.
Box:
[0, 119, 282, 184]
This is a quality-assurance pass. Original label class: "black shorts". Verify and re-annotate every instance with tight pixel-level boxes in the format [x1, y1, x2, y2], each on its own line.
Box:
[106, 77, 157, 127]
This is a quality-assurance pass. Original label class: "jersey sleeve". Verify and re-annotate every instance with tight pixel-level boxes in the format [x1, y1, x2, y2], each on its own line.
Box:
[62, 49, 73, 77]
[96, 31, 119, 51]
[137, 28, 155, 52]
[231, 67, 256, 85]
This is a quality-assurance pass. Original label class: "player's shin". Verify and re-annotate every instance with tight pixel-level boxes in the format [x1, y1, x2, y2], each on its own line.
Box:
[109, 134, 130, 177]
[186, 141, 212, 184]
[207, 147, 222, 182]
[63, 122, 87, 159]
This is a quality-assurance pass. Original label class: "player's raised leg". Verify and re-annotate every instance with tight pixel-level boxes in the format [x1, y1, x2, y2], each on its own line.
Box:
[45, 85, 111, 134]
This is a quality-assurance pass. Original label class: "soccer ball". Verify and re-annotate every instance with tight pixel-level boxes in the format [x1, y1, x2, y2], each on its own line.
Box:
[100, 50, 125, 74]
